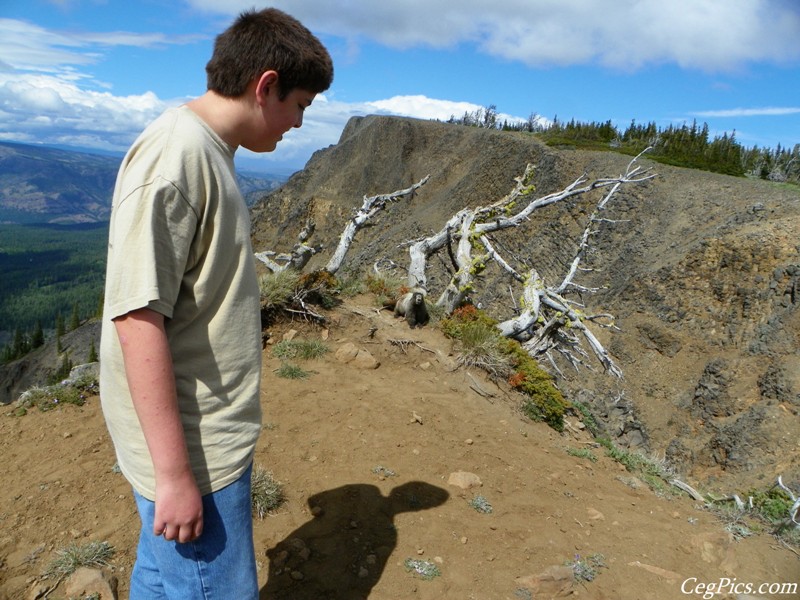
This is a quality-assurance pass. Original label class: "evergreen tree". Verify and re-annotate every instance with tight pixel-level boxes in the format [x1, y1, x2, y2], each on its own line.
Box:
[88, 339, 98, 363]
[55, 311, 65, 353]
[31, 320, 44, 349]
[69, 301, 80, 331]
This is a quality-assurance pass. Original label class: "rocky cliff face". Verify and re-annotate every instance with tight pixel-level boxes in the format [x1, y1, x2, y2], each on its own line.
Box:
[251, 115, 800, 492]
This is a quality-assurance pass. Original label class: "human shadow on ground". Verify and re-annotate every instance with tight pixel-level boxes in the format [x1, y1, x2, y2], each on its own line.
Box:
[259, 481, 449, 600]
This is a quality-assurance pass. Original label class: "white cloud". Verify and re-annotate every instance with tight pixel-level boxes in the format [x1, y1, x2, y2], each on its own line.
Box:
[0, 73, 174, 151]
[0, 18, 202, 75]
[186, 0, 800, 71]
[693, 107, 800, 118]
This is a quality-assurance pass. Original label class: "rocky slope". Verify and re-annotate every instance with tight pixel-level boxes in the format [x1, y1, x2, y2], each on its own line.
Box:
[251, 115, 800, 494]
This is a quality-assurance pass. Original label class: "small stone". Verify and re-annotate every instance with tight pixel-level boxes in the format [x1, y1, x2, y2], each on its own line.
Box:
[417, 548, 424, 555]
[419, 361, 432, 370]
[465, 438, 474, 445]
[516, 565, 574, 597]
[447, 471, 482, 490]
[353, 349, 380, 369]
[272, 550, 289, 568]
[290, 571, 304, 581]
[63, 432, 73, 439]
[460, 536, 468, 544]
[335, 342, 359, 363]
[587, 507, 605, 521]
[358, 567, 369, 578]
[366, 554, 377, 565]
[310, 506, 324, 517]
[64, 567, 118, 600]
[282, 329, 298, 341]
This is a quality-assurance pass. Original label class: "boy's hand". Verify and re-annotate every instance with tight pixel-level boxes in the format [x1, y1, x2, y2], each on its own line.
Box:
[154, 470, 204, 543]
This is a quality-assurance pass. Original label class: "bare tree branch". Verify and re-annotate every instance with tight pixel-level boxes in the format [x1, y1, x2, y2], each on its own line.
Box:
[325, 176, 430, 274]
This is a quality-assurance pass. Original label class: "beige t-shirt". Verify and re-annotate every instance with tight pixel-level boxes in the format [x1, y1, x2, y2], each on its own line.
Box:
[100, 106, 262, 500]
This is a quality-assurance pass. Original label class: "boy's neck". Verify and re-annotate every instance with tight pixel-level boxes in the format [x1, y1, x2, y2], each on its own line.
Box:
[186, 91, 249, 149]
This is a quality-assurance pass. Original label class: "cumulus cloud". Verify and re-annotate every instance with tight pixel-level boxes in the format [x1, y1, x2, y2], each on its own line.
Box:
[0, 73, 173, 151]
[187, 0, 800, 71]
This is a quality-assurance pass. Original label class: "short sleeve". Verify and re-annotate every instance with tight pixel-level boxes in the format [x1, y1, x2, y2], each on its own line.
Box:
[104, 176, 198, 321]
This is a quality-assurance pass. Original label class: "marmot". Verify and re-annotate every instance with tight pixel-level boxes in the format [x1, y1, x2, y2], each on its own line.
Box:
[394, 288, 429, 328]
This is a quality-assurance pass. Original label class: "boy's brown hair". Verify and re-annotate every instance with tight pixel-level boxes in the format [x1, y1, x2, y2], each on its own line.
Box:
[206, 8, 333, 99]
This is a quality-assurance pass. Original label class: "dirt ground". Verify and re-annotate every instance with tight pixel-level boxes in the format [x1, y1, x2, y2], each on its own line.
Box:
[1, 296, 798, 600]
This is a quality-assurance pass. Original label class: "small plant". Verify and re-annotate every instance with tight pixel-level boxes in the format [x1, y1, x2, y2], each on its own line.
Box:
[274, 363, 311, 379]
[17, 383, 86, 413]
[298, 270, 341, 308]
[468, 494, 493, 514]
[333, 266, 365, 297]
[272, 339, 329, 360]
[366, 272, 406, 307]
[454, 321, 513, 376]
[571, 400, 601, 436]
[404, 558, 441, 580]
[566, 447, 598, 463]
[565, 553, 606, 583]
[372, 465, 397, 477]
[441, 304, 569, 431]
[42, 541, 114, 581]
[251, 467, 286, 519]
[259, 269, 301, 309]
[747, 487, 795, 524]
[597, 438, 673, 495]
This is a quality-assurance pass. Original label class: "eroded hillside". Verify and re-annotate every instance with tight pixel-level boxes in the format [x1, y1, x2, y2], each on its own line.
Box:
[251, 115, 800, 494]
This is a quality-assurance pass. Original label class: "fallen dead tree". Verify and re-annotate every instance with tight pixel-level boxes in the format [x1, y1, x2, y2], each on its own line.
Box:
[255, 150, 654, 377]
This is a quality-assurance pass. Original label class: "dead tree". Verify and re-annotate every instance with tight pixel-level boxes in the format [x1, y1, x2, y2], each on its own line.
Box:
[405, 150, 655, 376]
[255, 151, 653, 376]
[255, 177, 430, 274]
[325, 176, 429, 273]
[254, 218, 321, 272]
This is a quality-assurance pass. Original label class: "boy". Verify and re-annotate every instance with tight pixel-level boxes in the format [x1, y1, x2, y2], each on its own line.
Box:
[99, 8, 333, 599]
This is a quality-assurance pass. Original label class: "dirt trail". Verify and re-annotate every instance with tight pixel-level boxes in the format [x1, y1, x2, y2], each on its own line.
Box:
[1, 296, 797, 599]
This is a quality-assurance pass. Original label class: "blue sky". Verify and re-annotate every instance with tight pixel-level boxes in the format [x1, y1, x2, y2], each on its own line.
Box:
[1, 0, 799, 173]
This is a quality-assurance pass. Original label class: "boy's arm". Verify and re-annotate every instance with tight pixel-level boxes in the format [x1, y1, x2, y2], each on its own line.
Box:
[114, 307, 203, 543]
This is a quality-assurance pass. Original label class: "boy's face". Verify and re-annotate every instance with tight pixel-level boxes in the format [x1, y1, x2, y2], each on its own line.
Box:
[248, 75, 316, 153]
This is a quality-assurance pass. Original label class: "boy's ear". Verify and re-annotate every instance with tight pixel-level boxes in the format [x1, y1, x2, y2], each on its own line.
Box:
[255, 70, 279, 103]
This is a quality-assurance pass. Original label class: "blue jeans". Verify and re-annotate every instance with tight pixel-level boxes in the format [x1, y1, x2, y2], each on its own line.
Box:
[130, 464, 257, 600]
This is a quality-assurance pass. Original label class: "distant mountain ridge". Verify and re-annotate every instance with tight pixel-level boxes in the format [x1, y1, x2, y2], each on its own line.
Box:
[0, 141, 286, 224]
[0, 141, 119, 224]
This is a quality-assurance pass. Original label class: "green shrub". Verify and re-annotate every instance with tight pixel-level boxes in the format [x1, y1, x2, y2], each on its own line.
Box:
[272, 339, 329, 360]
[18, 383, 86, 413]
[747, 488, 795, 524]
[566, 447, 598, 462]
[597, 437, 673, 494]
[275, 363, 311, 379]
[259, 269, 301, 308]
[440, 304, 568, 431]
[333, 266, 365, 297]
[42, 541, 114, 580]
[366, 273, 407, 307]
